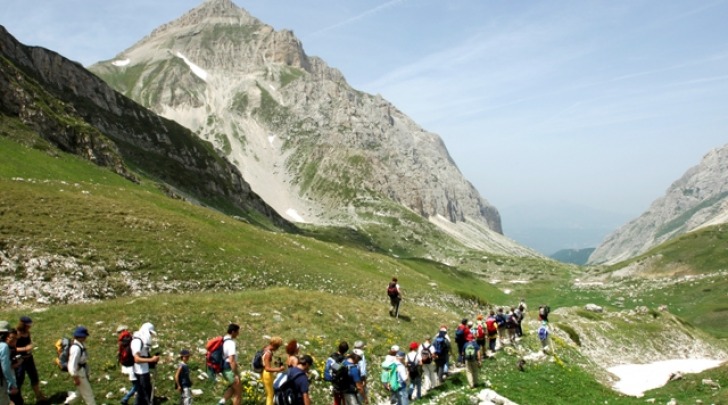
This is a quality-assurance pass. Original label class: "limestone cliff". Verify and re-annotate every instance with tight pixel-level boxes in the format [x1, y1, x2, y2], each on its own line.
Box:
[589, 144, 728, 264]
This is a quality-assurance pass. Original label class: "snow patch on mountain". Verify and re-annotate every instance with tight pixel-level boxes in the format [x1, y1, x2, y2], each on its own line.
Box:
[112, 58, 130, 67]
[174, 52, 208, 81]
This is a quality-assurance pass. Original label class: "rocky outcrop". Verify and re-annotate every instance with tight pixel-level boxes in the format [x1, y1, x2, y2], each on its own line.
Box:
[0, 24, 291, 229]
[88, 0, 533, 257]
[589, 144, 728, 264]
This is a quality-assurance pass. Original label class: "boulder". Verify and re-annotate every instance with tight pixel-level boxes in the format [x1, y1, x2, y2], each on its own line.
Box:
[585, 303, 603, 313]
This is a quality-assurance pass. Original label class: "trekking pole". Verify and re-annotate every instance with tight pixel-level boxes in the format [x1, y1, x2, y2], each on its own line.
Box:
[150, 370, 156, 405]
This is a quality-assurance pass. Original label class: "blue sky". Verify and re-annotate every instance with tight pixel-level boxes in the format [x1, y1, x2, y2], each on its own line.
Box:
[3, 0, 728, 244]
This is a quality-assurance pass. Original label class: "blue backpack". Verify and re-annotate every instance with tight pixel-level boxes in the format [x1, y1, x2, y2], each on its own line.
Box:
[433, 336, 446, 354]
[538, 325, 549, 341]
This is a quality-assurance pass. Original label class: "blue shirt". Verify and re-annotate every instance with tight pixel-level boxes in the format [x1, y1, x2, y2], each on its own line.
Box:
[344, 359, 362, 383]
[288, 367, 309, 395]
[0, 342, 17, 389]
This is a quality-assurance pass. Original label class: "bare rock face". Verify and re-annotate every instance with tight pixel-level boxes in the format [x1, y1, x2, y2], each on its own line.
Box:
[589, 144, 728, 264]
[89, 0, 531, 256]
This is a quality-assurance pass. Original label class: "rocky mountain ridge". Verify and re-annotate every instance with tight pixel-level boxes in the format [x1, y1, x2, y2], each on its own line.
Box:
[89, 0, 535, 258]
[0, 24, 289, 229]
[590, 144, 728, 264]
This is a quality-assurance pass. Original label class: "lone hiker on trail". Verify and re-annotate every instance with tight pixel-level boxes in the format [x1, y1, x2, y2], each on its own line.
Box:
[387, 277, 403, 318]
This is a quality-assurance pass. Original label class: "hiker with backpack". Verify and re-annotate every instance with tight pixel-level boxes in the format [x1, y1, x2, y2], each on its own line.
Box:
[352, 341, 368, 404]
[475, 316, 486, 350]
[462, 334, 482, 388]
[432, 328, 450, 384]
[273, 354, 314, 405]
[485, 311, 498, 355]
[340, 352, 368, 405]
[418, 338, 437, 394]
[495, 308, 508, 346]
[379, 345, 399, 405]
[117, 325, 137, 405]
[131, 322, 160, 405]
[175, 349, 193, 405]
[513, 305, 524, 338]
[260, 336, 286, 405]
[538, 321, 550, 353]
[405, 342, 422, 401]
[14, 316, 46, 402]
[0, 321, 19, 405]
[391, 351, 409, 405]
[3, 327, 23, 405]
[324, 341, 349, 405]
[216, 323, 241, 405]
[387, 277, 403, 318]
[64, 326, 96, 404]
[6, 327, 22, 405]
[505, 309, 517, 344]
[454, 319, 468, 366]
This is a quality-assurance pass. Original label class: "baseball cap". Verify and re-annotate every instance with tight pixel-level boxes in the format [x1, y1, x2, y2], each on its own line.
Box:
[409, 342, 419, 351]
[20, 316, 33, 325]
[73, 326, 90, 338]
[354, 340, 366, 349]
[396, 351, 406, 358]
[180, 349, 191, 356]
[390, 345, 400, 352]
[142, 322, 157, 335]
[353, 348, 364, 357]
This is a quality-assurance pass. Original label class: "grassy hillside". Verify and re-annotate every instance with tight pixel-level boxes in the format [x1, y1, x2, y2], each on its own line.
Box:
[0, 123, 512, 310]
[1, 292, 725, 405]
[573, 225, 728, 339]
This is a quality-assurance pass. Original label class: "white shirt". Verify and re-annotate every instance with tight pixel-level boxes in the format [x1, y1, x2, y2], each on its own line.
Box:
[131, 337, 149, 375]
[222, 335, 236, 367]
[67, 341, 88, 377]
[396, 362, 408, 385]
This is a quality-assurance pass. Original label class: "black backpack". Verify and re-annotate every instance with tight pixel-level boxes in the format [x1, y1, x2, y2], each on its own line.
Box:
[406, 354, 421, 378]
[331, 361, 354, 392]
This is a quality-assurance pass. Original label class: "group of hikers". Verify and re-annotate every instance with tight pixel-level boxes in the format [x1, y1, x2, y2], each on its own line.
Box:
[0, 278, 552, 405]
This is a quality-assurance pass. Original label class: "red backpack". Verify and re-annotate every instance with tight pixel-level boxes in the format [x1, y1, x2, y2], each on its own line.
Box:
[476, 324, 485, 339]
[486, 318, 497, 333]
[206, 336, 226, 374]
[118, 330, 134, 367]
[387, 282, 398, 297]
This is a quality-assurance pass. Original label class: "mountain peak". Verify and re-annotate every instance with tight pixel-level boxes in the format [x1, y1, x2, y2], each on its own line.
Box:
[144, 0, 258, 40]
[199, 0, 238, 12]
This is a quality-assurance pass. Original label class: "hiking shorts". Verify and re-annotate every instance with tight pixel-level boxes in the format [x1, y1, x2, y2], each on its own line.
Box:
[222, 369, 237, 384]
